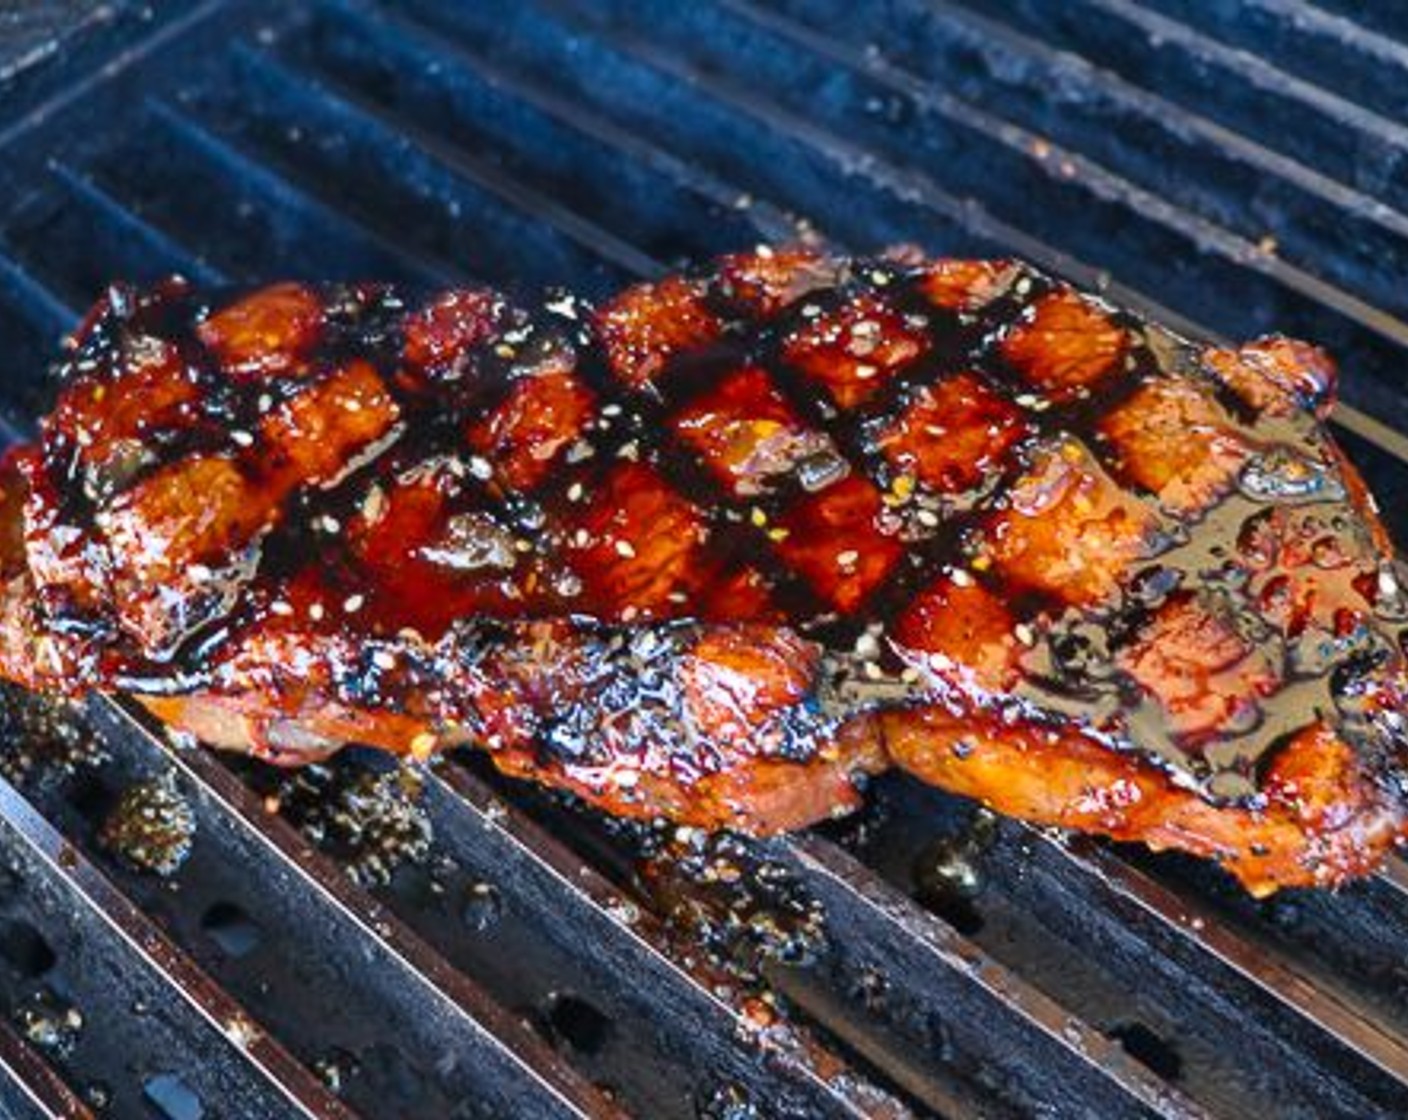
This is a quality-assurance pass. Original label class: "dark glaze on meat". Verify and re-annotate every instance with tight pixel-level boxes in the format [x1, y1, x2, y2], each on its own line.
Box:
[1, 248, 1406, 896]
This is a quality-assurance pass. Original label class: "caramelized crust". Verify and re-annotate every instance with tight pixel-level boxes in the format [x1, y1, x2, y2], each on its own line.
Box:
[875, 372, 1029, 494]
[1100, 377, 1251, 516]
[2, 254, 1405, 896]
[917, 258, 1022, 312]
[1001, 289, 1127, 400]
[884, 710, 1404, 897]
[673, 366, 830, 497]
[597, 276, 720, 388]
[983, 438, 1161, 607]
[783, 293, 928, 409]
[197, 282, 324, 378]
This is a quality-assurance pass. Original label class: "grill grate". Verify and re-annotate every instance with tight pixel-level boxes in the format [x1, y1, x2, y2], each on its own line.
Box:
[2, 1, 1408, 1117]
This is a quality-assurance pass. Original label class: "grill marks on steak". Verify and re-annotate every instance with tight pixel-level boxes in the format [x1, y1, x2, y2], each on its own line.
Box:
[2, 251, 1407, 894]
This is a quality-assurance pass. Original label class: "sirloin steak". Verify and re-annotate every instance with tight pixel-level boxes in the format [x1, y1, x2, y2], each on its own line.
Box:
[0, 247, 1405, 896]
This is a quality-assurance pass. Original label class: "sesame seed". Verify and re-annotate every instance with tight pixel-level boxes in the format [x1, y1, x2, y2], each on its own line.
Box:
[468, 456, 493, 480]
[270, 600, 293, 617]
[617, 440, 639, 461]
[950, 568, 974, 587]
[567, 482, 584, 502]
[853, 363, 878, 380]
[318, 515, 341, 533]
[230, 430, 254, 447]
[188, 564, 213, 583]
[614, 539, 637, 558]
[342, 399, 362, 413]
[545, 295, 578, 320]
[970, 554, 992, 571]
[854, 632, 881, 660]
[494, 344, 515, 359]
[1014, 623, 1036, 647]
[362, 487, 386, 523]
[573, 528, 591, 548]
[837, 549, 859, 568]
[916, 509, 940, 528]
[767, 527, 790, 542]
[750, 507, 768, 528]
[601, 403, 623, 417]
[309, 603, 325, 621]
[409, 732, 437, 760]
[343, 594, 365, 613]
[372, 650, 396, 671]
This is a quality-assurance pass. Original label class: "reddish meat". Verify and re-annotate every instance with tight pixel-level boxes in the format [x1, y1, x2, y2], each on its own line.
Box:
[0, 255, 1405, 896]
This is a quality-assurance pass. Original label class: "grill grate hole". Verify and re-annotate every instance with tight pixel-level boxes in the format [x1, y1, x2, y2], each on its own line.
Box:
[1110, 1020, 1183, 1081]
[0, 919, 55, 977]
[541, 993, 613, 1056]
[199, 902, 262, 960]
[142, 1073, 204, 1120]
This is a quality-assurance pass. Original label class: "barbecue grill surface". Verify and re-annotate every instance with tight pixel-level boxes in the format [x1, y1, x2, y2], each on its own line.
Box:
[2, 2, 1408, 1118]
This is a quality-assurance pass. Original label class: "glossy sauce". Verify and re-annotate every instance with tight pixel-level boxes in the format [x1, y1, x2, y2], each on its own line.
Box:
[17, 254, 1408, 809]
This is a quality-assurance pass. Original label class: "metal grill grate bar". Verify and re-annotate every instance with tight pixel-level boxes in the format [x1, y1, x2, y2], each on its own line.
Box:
[0, 1016, 95, 1120]
[1118, 0, 1408, 128]
[958, 0, 1408, 213]
[758, 0, 1408, 318]
[85, 697, 625, 1119]
[0, 768, 358, 1120]
[563, 0, 1408, 437]
[778, 835, 1208, 1118]
[226, 43, 665, 284]
[1034, 835, 1408, 1090]
[430, 762, 919, 1118]
[50, 162, 227, 287]
[145, 97, 443, 284]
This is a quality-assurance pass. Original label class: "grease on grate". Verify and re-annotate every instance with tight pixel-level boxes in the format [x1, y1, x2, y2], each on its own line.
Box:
[246, 752, 433, 886]
[98, 775, 196, 876]
[0, 683, 103, 786]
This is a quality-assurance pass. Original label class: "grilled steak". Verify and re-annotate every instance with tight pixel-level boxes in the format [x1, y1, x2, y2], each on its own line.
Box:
[1, 249, 1405, 895]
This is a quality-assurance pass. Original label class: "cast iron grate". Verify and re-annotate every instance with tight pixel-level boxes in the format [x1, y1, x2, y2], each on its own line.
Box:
[0, 2, 1407, 1117]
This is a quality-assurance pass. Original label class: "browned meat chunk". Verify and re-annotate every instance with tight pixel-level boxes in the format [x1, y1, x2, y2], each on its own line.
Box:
[1, 255, 1404, 897]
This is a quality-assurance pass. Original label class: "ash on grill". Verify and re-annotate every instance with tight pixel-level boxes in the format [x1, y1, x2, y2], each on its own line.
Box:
[237, 750, 433, 886]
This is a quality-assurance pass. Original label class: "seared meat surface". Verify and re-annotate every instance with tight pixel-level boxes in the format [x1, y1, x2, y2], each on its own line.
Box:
[2, 249, 1406, 895]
